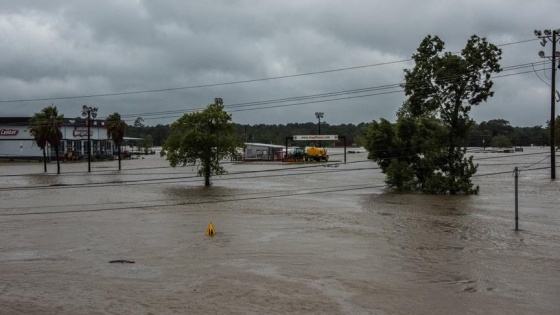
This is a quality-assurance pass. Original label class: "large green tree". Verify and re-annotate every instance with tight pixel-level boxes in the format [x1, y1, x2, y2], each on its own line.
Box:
[161, 102, 243, 186]
[29, 105, 65, 174]
[367, 34, 502, 194]
[106, 112, 128, 170]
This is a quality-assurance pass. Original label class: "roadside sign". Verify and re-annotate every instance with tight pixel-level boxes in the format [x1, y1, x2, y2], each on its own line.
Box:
[293, 135, 338, 141]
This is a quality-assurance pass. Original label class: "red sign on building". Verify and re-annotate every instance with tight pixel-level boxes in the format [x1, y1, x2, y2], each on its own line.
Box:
[0, 129, 18, 136]
[73, 129, 93, 137]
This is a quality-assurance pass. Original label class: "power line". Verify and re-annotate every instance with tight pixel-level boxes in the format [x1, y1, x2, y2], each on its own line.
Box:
[117, 63, 548, 122]
[0, 60, 411, 104]
[0, 164, 552, 217]
[0, 183, 386, 217]
[1, 151, 555, 192]
[1, 60, 548, 127]
[0, 38, 540, 105]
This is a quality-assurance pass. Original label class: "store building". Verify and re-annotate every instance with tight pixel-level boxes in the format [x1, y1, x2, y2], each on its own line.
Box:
[243, 143, 285, 161]
[0, 117, 115, 160]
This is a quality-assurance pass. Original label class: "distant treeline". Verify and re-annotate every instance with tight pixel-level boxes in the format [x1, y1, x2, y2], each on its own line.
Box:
[125, 118, 557, 148]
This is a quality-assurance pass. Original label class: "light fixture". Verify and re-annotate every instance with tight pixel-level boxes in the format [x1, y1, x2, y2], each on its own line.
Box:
[541, 38, 547, 46]
[544, 29, 552, 36]
[534, 30, 542, 36]
[539, 51, 546, 58]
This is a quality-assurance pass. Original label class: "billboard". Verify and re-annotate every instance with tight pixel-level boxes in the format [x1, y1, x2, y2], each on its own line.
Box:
[293, 135, 338, 141]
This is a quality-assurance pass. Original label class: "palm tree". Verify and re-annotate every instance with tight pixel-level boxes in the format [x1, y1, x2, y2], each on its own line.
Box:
[29, 116, 49, 172]
[106, 112, 127, 170]
[29, 105, 64, 174]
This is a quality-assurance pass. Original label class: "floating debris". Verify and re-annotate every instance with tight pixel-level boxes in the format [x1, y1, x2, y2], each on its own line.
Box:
[109, 260, 135, 264]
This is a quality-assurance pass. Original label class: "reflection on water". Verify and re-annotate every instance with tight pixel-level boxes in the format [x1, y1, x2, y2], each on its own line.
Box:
[25, 174, 64, 186]
[0, 149, 559, 313]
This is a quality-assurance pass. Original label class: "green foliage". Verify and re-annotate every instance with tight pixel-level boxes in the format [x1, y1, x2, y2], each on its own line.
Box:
[143, 134, 154, 153]
[106, 112, 128, 170]
[29, 105, 64, 174]
[479, 119, 514, 138]
[490, 135, 512, 148]
[367, 34, 501, 194]
[385, 159, 415, 191]
[106, 113, 127, 146]
[234, 122, 367, 147]
[133, 117, 145, 128]
[364, 118, 396, 170]
[126, 120, 368, 148]
[126, 124, 170, 147]
[366, 116, 446, 192]
[161, 103, 244, 186]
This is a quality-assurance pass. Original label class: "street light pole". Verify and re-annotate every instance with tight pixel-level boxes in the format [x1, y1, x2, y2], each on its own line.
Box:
[82, 105, 98, 173]
[535, 29, 559, 179]
[315, 112, 324, 147]
[553, 32, 557, 180]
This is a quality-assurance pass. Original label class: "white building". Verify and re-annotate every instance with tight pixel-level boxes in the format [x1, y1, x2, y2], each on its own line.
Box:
[243, 143, 285, 161]
[0, 117, 115, 160]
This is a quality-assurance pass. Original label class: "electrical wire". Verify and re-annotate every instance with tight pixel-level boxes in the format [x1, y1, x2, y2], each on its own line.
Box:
[0, 183, 386, 217]
[0, 163, 553, 217]
[3, 60, 549, 127]
[0, 150, 555, 192]
[0, 37, 541, 106]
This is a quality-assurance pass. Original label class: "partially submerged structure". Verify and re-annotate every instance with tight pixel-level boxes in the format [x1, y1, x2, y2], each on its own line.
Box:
[243, 143, 285, 161]
[0, 117, 116, 160]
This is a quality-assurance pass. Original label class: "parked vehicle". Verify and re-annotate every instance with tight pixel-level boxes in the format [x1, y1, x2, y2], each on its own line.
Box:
[284, 146, 329, 162]
[306, 146, 328, 161]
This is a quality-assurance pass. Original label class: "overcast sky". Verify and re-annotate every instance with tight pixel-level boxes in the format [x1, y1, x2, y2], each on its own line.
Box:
[1, 0, 559, 127]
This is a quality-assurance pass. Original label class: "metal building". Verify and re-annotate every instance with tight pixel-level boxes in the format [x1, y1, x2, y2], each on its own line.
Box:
[243, 143, 285, 161]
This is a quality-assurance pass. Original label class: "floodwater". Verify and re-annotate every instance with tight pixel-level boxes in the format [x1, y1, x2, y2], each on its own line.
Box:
[0, 148, 558, 314]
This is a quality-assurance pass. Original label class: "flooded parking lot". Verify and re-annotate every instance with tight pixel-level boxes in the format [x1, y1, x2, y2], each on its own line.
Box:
[1, 148, 559, 314]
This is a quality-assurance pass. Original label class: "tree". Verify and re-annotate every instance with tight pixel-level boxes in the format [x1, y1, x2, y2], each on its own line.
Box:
[133, 117, 145, 128]
[490, 135, 512, 148]
[106, 112, 128, 170]
[479, 119, 514, 138]
[29, 105, 65, 174]
[29, 116, 49, 173]
[161, 102, 243, 186]
[367, 35, 502, 194]
[365, 116, 444, 191]
[143, 134, 153, 153]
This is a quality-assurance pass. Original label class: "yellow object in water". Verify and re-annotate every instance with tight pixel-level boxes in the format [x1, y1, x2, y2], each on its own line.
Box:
[206, 221, 216, 236]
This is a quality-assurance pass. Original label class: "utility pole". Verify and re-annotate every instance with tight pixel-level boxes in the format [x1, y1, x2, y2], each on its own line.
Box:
[535, 29, 559, 179]
[82, 105, 98, 173]
[315, 112, 324, 147]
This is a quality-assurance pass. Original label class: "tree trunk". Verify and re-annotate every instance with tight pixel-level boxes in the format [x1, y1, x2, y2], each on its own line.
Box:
[55, 145, 60, 174]
[204, 162, 211, 186]
[42, 148, 47, 173]
[118, 145, 122, 170]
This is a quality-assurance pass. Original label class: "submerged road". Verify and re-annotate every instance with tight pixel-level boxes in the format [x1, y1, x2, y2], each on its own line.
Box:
[0, 148, 559, 314]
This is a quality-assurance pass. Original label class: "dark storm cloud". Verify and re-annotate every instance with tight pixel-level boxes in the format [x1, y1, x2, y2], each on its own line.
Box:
[1, 0, 559, 126]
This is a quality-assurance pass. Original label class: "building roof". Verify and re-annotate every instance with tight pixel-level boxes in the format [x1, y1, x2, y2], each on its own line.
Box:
[244, 142, 285, 149]
[0, 116, 106, 127]
[0, 117, 31, 125]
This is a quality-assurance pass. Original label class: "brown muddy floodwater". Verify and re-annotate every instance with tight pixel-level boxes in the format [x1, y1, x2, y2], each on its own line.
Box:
[0, 147, 559, 314]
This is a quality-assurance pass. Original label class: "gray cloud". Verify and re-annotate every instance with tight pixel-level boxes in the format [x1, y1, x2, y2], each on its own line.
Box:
[1, 0, 559, 127]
